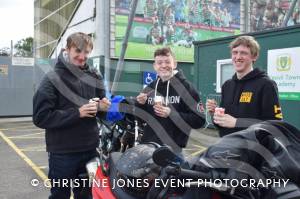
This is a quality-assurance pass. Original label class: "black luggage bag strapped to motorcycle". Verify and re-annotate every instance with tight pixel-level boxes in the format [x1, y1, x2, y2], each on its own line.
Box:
[191, 120, 300, 199]
[100, 120, 300, 199]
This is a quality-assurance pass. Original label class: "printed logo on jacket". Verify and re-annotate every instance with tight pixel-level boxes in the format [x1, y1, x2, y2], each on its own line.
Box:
[239, 92, 253, 103]
[274, 105, 283, 119]
[147, 96, 181, 105]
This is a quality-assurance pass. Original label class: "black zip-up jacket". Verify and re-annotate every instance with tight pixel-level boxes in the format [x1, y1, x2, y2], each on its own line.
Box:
[33, 53, 105, 153]
[138, 70, 205, 150]
[218, 68, 283, 137]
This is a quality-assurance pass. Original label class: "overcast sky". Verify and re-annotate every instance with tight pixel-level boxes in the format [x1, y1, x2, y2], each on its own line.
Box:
[0, 0, 34, 48]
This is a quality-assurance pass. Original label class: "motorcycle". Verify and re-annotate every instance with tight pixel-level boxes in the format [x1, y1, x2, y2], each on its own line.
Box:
[89, 142, 225, 199]
[88, 120, 300, 199]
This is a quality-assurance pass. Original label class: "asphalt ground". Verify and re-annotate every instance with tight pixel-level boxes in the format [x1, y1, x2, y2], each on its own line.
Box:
[0, 118, 48, 199]
[0, 118, 219, 199]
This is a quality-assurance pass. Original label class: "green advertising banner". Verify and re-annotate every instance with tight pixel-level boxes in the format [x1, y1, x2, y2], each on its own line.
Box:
[114, 0, 240, 62]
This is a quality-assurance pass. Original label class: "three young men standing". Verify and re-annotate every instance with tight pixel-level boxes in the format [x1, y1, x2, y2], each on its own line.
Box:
[33, 32, 283, 199]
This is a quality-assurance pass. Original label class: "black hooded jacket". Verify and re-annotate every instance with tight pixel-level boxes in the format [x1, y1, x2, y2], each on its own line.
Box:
[218, 68, 283, 137]
[33, 52, 105, 153]
[138, 70, 205, 150]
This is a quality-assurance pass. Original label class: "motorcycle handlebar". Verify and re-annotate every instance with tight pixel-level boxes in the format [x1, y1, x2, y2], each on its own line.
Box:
[165, 165, 212, 180]
[179, 168, 212, 179]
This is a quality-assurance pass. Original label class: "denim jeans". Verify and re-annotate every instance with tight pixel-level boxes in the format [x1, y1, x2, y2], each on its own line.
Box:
[48, 149, 97, 199]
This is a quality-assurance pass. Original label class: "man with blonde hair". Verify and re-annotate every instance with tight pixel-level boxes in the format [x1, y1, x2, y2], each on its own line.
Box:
[206, 35, 282, 137]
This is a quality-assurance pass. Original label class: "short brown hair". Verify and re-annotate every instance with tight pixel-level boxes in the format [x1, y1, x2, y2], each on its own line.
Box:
[229, 35, 260, 57]
[66, 32, 93, 50]
[154, 47, 175, 59]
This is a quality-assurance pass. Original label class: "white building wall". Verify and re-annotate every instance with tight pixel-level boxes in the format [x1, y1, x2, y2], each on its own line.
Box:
[51, 0, 97, 58]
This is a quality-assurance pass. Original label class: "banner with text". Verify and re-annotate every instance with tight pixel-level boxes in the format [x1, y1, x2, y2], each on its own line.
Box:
[268, 47, 300, 101]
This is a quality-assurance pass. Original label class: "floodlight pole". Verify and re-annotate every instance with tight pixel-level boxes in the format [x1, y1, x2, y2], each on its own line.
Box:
[111, 0, 138, 95]
[281, 0, 299, 27]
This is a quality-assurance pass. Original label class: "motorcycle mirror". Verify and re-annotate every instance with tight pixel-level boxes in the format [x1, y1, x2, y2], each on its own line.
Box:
[152, 146, 177, 167]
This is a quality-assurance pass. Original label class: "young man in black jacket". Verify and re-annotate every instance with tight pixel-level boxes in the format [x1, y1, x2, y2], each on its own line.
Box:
[136, 47, 205, 153]
[33, 32, 111, 199]
[206, 35, 283, 137]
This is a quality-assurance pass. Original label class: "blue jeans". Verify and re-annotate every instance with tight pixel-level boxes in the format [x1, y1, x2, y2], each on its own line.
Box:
[48, 150, 97, 199]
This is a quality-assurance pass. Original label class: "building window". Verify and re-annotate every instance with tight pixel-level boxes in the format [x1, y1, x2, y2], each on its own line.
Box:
[216, 59, 234, 93]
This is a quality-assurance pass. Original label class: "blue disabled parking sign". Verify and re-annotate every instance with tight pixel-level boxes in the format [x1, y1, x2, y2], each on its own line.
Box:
[143, 71, 157, 88]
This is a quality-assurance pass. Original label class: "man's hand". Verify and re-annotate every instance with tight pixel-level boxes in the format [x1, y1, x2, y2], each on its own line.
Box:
[153, 104, 171, 118]
[79, 103, 97, 118]
[206, 99, 217, 115]
[213, 113, 237, 128]
[136, 93, 148, 105]
[98, 97, 111, 112]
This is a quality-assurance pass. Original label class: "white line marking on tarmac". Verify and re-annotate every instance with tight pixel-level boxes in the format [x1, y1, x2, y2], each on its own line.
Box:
[9, 128, 43, 132]
[8, 132, 44, 139]
[9, 136, 44, 139]
[0, 125, 36, 130]
[20, 145, 46, 152]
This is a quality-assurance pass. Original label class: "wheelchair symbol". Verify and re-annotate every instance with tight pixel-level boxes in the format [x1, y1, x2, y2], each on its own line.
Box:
[145, 73, 154, 84]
